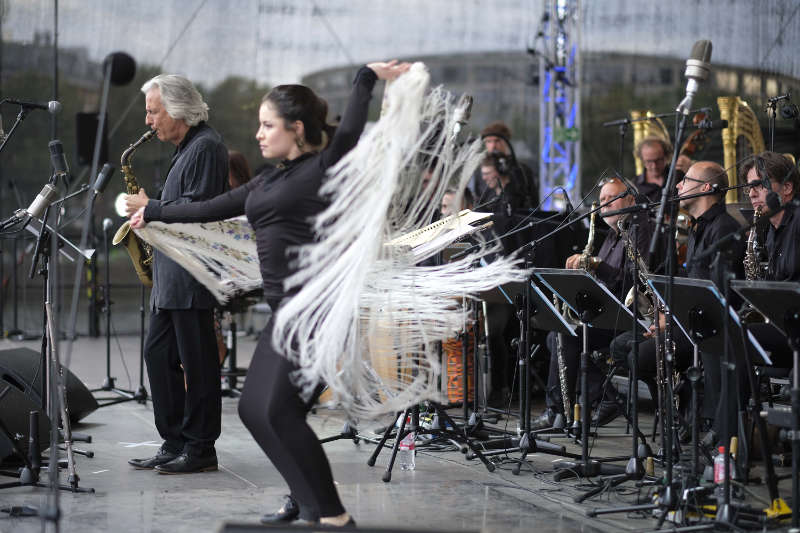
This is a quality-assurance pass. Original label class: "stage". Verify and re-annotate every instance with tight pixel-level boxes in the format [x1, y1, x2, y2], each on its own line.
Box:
[0, 333, 790, 533]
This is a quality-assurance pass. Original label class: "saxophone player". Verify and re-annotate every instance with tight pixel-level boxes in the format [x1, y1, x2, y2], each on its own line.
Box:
[741, 152, 800, 369]
[124, 75, 229, 474]
[532, 178, 650, 430]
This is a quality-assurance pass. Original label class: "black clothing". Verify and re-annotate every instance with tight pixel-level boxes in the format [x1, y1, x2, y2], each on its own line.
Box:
[472, 159, 537, 208]
[543, 218, 651, 411]
[147, 122, 229, 310]
[144, 308, 220, 455]
[766, 201, 800, 281]
[684, 202, 745, 287]
[238, 314, 343, 521]
[634, 167, 683, 204]
[141, 122, 227, 459]
[145, 66, 378, 518]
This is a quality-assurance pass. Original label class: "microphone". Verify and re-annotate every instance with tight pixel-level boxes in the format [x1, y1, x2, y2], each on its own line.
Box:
[104, 52, 137, 86]
[559, 187, 574, 214]
[16, 184, 59, 220]
[102, 218, 114, 232]
[4, 99, 61, 114]
[677, 40, 712, 115]
[92, 163, 115, 195]
[452, 94, 473, 139]
[766, 191, 781, 214]
[48, 139, 70, 179]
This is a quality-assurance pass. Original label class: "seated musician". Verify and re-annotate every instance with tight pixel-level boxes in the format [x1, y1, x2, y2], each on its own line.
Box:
[742, 152, 800, 369]
[609, 161, 744, 448]
[532, 177, 651, 429]
[440, 187, 474, 218]
[634, 136, 674, 203]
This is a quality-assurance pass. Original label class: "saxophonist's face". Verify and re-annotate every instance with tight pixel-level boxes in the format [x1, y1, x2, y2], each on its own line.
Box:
[145, 88, 186, 145]
[599, 181, 631, 230]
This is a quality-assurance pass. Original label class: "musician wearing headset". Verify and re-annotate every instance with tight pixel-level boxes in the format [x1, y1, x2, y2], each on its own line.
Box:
[471, 121, 538, 206]
[532, 177, 650, 430]
[610, 162, 744, 449]
[741, 152, 800, 369]
[123, 75, 229, 474]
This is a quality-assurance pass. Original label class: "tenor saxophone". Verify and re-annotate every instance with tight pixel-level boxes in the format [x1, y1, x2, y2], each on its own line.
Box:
[112, 130, 156, 287]
[579, 202, 599, 271]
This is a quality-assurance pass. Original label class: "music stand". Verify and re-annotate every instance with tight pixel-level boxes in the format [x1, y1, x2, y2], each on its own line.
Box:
[731, 280, 799, 527]
[535, 268, 639, 479]
[647, 275, 772, 527]
[474, 280, 579, 468]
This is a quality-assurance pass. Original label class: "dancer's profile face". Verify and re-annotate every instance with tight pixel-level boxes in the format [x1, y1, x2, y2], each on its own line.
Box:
[255, 102, 302, 160]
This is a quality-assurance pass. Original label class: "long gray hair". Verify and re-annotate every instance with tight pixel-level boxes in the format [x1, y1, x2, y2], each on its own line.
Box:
[141, 74, 209, 126]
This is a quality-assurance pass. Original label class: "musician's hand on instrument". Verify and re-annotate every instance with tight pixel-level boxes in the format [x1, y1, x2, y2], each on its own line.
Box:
[565, 254, 582, 269]
[124, 189, 149, 216]
[643, 324, 656, 338]
[367, 60, 412, 81]
[130, 207, 146, 229]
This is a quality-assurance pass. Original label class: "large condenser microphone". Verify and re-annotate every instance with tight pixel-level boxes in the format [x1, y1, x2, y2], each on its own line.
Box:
[677, 40, 712, 115]
[92, 163, 116, 195]
[16, 184, 59, 221]
[48, 139, 70, 179]
[452, 95, 473, 139]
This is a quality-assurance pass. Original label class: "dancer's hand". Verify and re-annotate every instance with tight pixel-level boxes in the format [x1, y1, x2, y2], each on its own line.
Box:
[124, 189, 149, 216]
[130, 207, 146, 229]
[367, 60, 412, 81]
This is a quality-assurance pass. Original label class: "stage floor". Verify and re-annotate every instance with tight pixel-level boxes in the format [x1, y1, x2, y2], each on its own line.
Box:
[0, 335, 789, 533]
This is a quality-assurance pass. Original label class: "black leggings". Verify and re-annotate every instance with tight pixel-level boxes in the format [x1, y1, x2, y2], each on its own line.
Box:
[237, 315, 345, 521]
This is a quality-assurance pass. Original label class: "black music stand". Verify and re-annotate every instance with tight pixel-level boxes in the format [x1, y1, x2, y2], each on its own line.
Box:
[474, 280, 579, 469]
[648, 275, 772, 527]
[731, 280, 798, 527]
[535, 268, 637, 480]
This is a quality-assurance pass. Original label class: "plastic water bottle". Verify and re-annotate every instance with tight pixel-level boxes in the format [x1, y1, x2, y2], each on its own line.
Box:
[397, 430, 416, 471]
[713, 446, 727, 483]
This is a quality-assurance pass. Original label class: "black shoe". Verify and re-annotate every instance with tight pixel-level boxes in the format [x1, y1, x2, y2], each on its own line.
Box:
[531, 408, 557, 430]
[154, 452, 218, 474]
[592, 400, 622, 427]
[128, 447, 179, 470]
[260, 495, 300, 524]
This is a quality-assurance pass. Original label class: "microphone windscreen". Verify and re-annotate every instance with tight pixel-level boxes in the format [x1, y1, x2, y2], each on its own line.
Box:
[105, 52, 136, 86]
[690, 40, 713, 63]
[93, 163, 115, 194]
[766, 191, 781, 213]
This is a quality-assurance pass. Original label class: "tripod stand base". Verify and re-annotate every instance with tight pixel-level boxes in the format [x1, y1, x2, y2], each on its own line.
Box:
[552, 459, 626, 481]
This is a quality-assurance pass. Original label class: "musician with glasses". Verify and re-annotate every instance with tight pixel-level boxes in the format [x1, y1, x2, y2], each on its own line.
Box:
[741, 152, 800, 370]
[532, 177, 650, 430]
[123, 74, 229, 474]
[634, 136, 677, 203]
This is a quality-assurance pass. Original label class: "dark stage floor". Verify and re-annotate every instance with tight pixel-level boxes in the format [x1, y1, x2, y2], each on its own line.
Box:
[0, 335, 792, 533]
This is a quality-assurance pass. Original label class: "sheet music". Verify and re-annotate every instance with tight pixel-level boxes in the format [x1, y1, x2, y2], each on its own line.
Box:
[384, 209, 492, 260]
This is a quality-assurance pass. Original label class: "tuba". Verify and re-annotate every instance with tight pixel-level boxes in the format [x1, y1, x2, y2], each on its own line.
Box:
[112, 130, 156, 287]
[718, 96, 766, 204]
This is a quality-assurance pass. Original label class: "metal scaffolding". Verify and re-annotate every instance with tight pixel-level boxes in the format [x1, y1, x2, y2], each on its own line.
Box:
[538, 0, 581, 209]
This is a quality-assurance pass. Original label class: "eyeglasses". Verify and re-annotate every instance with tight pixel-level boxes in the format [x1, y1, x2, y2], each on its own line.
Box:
[643, 157, 665, 166]
[679, 176, 706, 185]
[744, 182, 767, 194]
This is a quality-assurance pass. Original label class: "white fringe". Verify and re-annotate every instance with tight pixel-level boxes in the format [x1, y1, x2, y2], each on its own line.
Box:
[273, 63, 529, 421]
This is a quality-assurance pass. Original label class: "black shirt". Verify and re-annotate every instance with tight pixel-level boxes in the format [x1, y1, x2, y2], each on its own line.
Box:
[684, 202, 745, 287]
[766, 200, 800, 281]
[146, 122, 229, 310]
[594, 215, 653, 300]
[144, 67, 378, 299]
[634, 167, 683, 203]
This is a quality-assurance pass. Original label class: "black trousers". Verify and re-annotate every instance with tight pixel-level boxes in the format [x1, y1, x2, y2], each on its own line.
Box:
[144, 307, 221, 455]
[545, 328, 617, 412]
[238, 314, 344, 521]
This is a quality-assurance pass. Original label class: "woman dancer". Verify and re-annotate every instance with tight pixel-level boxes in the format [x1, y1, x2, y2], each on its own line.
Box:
[129, 60, 411, 526]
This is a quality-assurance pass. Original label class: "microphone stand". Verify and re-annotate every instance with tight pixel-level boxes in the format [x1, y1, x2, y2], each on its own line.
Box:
[0, 104, 35, 156]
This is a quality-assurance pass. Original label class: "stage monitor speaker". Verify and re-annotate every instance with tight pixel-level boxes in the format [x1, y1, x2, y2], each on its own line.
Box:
[0, 348, 98, 423]
[0, 379, 51, 463]
[75, 111, 109, 167]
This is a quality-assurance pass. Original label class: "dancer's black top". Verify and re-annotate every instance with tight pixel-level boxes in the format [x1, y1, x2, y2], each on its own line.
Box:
[144, 67, 378, 300]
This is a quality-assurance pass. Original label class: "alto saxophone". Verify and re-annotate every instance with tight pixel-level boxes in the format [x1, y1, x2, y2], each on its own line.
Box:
[112, 130, 156, 287]
[744, 206, 766, 281]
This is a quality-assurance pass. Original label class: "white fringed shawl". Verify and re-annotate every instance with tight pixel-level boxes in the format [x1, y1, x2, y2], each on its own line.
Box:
[272, 63, 529, 420]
